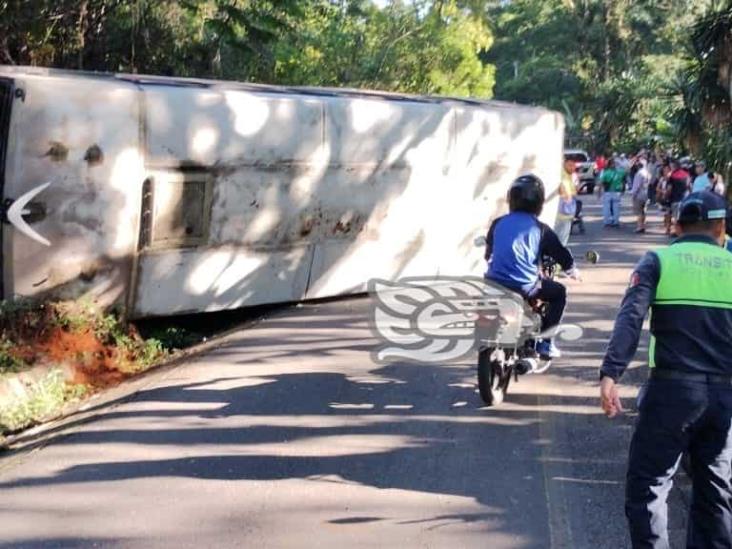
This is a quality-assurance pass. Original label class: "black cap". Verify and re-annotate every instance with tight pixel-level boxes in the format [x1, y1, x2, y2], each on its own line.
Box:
[677, 191, 728, 224]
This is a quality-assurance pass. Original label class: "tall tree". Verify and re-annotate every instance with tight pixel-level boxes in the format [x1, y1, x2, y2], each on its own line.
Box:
[273, 0, 495, 97]
[676, 1, 732, 178]
[0, 0, 495, 98]
[484, 0, 711, 152]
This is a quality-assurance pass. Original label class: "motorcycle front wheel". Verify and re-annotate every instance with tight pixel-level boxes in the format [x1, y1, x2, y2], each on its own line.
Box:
[477, 348, 511, 406]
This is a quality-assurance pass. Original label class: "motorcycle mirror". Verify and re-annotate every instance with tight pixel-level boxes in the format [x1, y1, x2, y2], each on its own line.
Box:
[585, 250, 600, 264]
[474, 235, 487, 248]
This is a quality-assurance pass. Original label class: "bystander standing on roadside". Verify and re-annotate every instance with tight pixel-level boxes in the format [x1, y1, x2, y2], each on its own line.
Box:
[658, 163, 673, 234]
[598, 157, 625, 227]
[711, 172, 727, 196]
[595, 152, 607, 176]
[617, 153, 632, 190]
[691, 161, 710, 192]
[631, 157, 651, 233]
[647, 154, 659, 206]
[555, 157, 578, 246]
[666, 160, 691, 236]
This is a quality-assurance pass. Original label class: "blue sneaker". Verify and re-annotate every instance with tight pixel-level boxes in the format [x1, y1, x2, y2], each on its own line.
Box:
[536, 339, 561, 359]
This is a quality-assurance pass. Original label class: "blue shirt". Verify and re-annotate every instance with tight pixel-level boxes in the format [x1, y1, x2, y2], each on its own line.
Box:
[484, 212, 574, 294]
[692, 174, 710, 192]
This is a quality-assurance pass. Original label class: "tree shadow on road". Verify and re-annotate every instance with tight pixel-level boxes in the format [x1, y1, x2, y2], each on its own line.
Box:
[0, 345, 631, 547]
[1, 196, 684, 548]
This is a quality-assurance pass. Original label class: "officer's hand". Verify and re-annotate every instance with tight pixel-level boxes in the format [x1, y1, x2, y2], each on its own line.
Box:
[566, 267, 582, 282]
[600, 377, 623, 418]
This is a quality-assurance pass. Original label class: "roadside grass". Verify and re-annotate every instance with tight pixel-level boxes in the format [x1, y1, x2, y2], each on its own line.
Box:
[0, 339, 28, 377]
[0, 369, 89, 433]
[0, 299, 180, 437]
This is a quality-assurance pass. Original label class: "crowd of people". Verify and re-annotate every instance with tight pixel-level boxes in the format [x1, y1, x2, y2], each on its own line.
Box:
[554, 151, 732, 546]
[558, 150, 728, 242]
[600, 151, 726, 235]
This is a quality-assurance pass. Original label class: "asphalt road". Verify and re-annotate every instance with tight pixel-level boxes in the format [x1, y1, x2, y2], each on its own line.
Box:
[0, 197, 690, 548]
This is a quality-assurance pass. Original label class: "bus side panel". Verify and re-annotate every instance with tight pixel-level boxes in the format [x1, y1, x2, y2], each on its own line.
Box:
[133, 245, 313, 316]
[304, 103, 565, 298]
[131, 86, 327, 316]
[143, 86, 323, 168]
[2, 76, 142, 307]
[305, 97, 453, 298]
[132, 83, 564, 317]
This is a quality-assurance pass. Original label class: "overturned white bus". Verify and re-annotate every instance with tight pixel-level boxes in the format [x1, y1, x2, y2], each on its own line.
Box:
[0, 66, 564, 318]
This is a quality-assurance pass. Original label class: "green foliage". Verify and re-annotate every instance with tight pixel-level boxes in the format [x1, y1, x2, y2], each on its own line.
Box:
[129, 337, 166, 369]
[666, 2, 732, 177]
[50, 301, 167, 369]
[0, 298, 169, 434]
[0, 369, 89, 433]
[0, 297, 168, 372]
[703, 126, 732, 180]
[486, 0, 717, 152]
[148, 326, 203, 351]
[0, 1, 495, 98]
[0, 0, 726, 160]
[0, 0, 299, 79]
[53, 299, 98, 332]
[0, 339, 27, 376]
[273, 1, 494, 96]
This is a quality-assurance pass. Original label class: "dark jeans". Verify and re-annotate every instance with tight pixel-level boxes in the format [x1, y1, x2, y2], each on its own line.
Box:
[575, 199, 584, 218]
[626, 376, 732, 548]
[523, 277, 566, 333]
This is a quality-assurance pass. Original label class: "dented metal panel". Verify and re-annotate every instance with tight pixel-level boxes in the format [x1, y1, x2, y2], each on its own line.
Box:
[0, 66, 564, 318]
[304, 100, 561, 298]
[134, 86, 562, 316]
[1, 71, 142, 308]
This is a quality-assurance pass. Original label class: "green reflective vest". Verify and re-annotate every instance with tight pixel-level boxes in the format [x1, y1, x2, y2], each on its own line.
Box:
[649, 241, 732, 368]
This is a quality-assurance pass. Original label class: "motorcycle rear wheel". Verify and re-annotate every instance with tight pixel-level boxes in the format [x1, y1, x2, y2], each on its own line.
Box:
[477, 349, 511, 406]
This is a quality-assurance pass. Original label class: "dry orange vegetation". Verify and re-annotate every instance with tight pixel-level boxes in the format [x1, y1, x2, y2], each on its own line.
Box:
[0, 302, 165, 388]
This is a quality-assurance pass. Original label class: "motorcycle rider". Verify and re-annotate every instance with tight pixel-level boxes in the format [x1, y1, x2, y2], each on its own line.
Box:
[484, 174, 580, 359]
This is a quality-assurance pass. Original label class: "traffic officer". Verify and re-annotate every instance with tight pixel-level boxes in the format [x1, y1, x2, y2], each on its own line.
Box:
[600, 190, 732, 548]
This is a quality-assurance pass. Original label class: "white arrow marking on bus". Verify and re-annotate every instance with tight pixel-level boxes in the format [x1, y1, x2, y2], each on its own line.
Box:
[7, 182, 51, 246]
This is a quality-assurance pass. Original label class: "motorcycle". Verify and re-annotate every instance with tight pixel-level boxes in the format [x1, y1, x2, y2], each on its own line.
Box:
[474, 251, 597, 406]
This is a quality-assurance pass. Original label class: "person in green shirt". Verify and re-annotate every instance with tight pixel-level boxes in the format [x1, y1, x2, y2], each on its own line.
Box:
[598, 157, 626, 227]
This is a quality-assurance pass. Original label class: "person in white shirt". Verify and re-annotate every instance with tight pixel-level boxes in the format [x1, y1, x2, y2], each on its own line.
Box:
[631, 158, 651, 233]
[710, 172, 726, 196]
[616, 154, 631, 189]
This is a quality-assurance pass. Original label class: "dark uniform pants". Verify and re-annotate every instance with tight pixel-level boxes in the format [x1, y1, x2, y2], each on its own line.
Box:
[626, 377, 732, 548]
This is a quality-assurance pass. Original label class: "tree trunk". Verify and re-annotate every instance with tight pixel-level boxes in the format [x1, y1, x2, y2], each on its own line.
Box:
[602, 4, 611, 81]
[77, 1, 89, 70]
